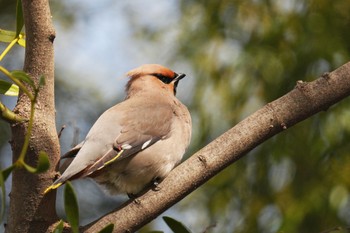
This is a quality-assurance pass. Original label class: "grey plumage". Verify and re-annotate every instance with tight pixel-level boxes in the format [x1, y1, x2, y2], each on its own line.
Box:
[45, 64, 191, 195]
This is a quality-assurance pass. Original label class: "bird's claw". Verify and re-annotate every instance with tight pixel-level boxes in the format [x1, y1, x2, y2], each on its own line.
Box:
[152, 177, 162, 191]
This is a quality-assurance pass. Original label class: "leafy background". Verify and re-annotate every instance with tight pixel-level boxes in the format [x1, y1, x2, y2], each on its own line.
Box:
[1, 0, 350, 232]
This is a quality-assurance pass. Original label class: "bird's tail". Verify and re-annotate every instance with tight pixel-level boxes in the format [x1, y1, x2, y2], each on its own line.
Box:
[43, 181, 63, 194]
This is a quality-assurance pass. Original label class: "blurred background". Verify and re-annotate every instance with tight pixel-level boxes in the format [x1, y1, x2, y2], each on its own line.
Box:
[1, 0, 350, 232]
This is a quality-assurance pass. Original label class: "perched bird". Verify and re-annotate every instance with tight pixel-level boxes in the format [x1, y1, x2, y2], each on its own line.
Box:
[44, 64, 192, 196]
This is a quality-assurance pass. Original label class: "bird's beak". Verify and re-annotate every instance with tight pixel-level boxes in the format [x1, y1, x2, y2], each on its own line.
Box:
[173, 73, 186, 83]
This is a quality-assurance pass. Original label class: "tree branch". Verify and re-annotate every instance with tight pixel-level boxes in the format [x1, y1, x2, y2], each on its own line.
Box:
[82, 61, 350, 232]
[6, 0, 60, 232]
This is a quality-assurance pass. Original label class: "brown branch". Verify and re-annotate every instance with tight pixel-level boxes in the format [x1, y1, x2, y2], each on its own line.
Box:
[82, 62, 350, 232]
[6, 0, 60, 233]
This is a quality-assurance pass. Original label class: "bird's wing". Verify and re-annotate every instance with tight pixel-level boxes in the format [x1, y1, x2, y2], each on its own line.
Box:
[80, 100, 174, 176]
[44, 99, 174, 193]
[60, 141, 84, 159]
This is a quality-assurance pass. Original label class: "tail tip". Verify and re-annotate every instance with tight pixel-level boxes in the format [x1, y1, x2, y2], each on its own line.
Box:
[43, 182, 62, 194]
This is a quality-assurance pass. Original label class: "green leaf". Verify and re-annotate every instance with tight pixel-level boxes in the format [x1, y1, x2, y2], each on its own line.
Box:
[53, 220, 64, 233]
[36, 151, 50, 173]
[17, 36, 25, 47]
[2, 165, 15, 181]
[15, 0, 24, 37]
[39, 75, 46, 87]
[163, 216, 192, 233]
[64, 181, 79, 233]
[35, 75, 46, 96]
[0, 29, 16, 43]
[98, 223, 114, 233]
[22, 151, 50, 174]
[11, 70, 35, 89]
[0, 29, 25, 47]
[0, 80, 19, 96]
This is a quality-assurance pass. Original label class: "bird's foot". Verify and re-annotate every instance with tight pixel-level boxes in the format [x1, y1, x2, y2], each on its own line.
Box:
[152, 177, 162, 191]
[127, 192, 137, 199]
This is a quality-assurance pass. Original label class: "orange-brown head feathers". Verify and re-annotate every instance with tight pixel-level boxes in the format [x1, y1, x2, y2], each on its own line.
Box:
[125, 64, 186, 97]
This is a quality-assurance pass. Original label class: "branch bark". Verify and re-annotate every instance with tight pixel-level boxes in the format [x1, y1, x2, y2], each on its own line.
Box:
[6, 0, 60, 233]
[82, 62, 350, 232]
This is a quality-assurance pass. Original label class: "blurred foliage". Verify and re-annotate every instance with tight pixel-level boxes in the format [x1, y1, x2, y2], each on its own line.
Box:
[1, 0, 350, 232]
[134, 0, 350, 232]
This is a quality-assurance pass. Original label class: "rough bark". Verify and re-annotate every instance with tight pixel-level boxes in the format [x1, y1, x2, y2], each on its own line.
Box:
[82, 62, 350, 232]
[6, 0, 60, 233]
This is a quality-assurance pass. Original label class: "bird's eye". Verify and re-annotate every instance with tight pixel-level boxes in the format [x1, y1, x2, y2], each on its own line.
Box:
[153, 73, 173, 84]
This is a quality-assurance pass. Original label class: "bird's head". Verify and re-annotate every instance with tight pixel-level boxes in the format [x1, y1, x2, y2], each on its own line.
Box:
[125, 64, 186, 97]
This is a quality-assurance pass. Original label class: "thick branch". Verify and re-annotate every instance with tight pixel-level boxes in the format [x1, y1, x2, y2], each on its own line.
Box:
[83, 61, 350, 232]
[6, 0, 60, 233]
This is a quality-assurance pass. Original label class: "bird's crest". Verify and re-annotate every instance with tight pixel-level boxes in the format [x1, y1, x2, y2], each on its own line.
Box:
[126, 64, 175, 80]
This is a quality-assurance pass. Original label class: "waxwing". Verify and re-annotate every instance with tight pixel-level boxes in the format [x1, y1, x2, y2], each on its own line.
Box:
[45, 64, 192, 196]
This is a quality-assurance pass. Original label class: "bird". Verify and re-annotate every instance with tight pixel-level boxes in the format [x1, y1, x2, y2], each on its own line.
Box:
[44, 64, 192, 196]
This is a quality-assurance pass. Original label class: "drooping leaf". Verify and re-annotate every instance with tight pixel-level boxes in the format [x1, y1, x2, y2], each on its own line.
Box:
[163, 216, 192, 233]
[0, 29, 16, 43]
[11, 70, 35, 89]
[0, 80, 19, 96]
[64, 181, 79, 233]
[22, 151, 50, 174]
[1, 165, 15, 181]
[15, 0, 24, 37]
[98, 223, 114, 233]
[53, 220, 64, 233]
[0, 29, 25, 47]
